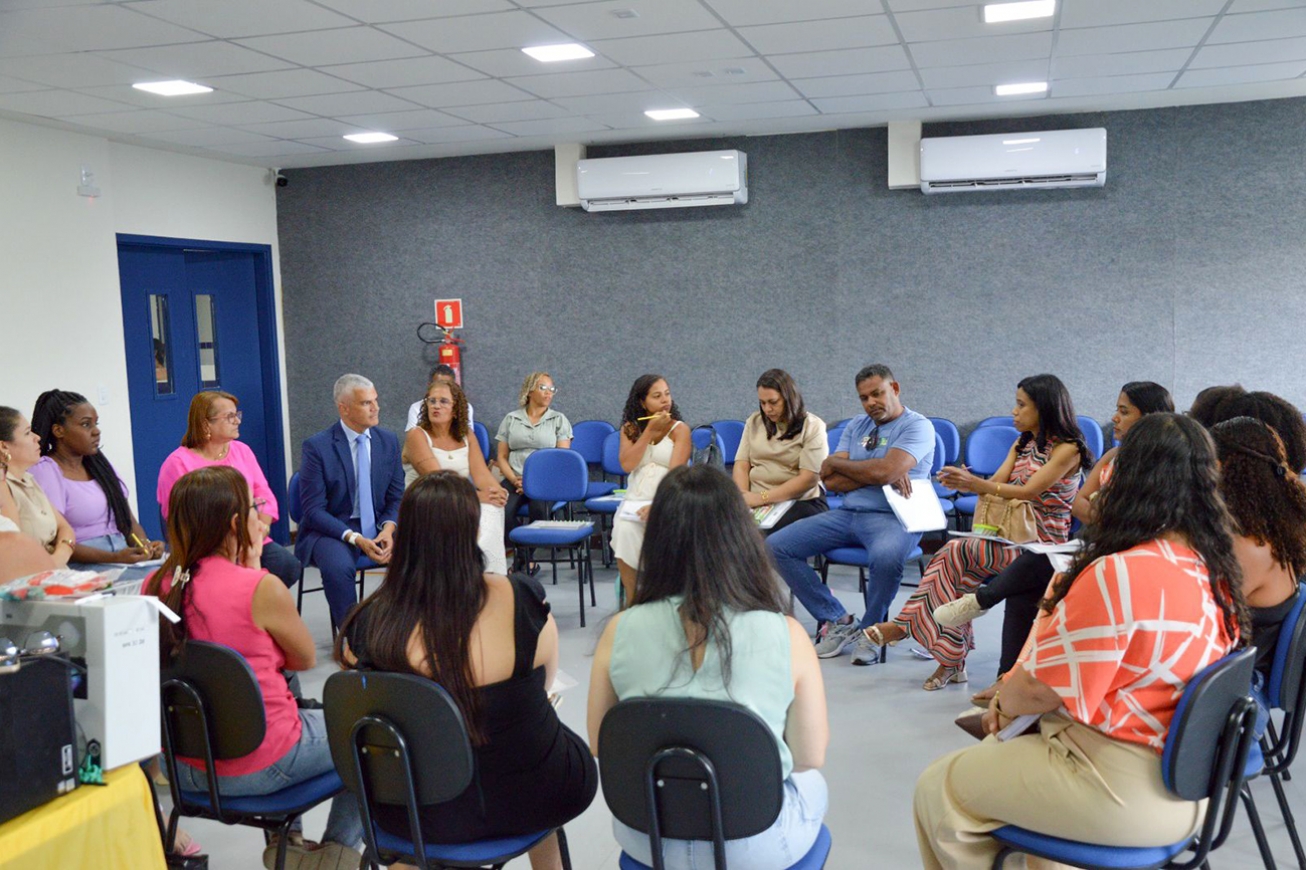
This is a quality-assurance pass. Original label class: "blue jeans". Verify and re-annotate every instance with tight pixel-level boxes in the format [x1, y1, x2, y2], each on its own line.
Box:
[69, 533, 152, 583]
[174, 710, 363, 847]
[615, 770, 827, 870]
[768, 508, 921, 628]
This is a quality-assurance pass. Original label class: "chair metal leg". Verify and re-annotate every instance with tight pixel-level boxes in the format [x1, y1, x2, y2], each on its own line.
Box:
[1239, 785, 1279, 869]
[1268, 770, 1306, 867]
[557, 827, 573, 870]
[991, 845, 1014, 868]
[577, 545, 586, 628]
[587, 545, 596, 607]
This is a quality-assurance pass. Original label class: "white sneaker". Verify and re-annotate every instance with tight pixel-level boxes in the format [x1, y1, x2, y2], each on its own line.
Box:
[849, 631, 883, 666]
[933, 593, 988, 628]
[814, 619, 860, 658]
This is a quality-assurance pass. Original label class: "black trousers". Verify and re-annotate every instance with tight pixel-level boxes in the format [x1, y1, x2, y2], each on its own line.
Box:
[503, 490, 554, 563]
[975, 550, 1055, 676]
[761, 496, 829, 537]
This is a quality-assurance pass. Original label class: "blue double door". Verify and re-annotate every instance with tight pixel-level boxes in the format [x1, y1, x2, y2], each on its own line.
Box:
[117, 236, 287, 542]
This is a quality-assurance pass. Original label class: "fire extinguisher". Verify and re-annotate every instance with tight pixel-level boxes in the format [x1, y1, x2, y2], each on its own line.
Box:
[417, 322, 466, 384]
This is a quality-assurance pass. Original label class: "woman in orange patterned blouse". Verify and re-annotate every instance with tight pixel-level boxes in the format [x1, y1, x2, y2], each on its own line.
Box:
[913, 413, 1248, 869]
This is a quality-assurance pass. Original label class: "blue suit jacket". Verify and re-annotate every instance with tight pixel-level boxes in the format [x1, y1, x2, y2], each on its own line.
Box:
[294, 422, 404, 565]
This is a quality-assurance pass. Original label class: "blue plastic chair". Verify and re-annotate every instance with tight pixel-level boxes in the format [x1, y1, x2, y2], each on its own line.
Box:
[571, 420, 619, 499]
[585, 431, 627, 567]
[818, 546, 927, 661]
[323, 671, 572, 870]
[929, 417, 962, 466]
[690, 426, 726, 464]
[954, 426, 1020, 525]
[287, 472, 377, 616]
[1077, 415, 1104, 461]
[823, 421, 850, 510]
[990, 648, 1258, 869]
[710, 419, 745, 468]
[509, 449, 596, 626]
[472, 420, 491, 460]
[975, 416, 1012, 429]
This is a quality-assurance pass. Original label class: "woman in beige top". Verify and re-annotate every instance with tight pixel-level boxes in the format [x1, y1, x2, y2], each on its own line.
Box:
[1, 406, 75, 566]
[732, 370, 830, 536]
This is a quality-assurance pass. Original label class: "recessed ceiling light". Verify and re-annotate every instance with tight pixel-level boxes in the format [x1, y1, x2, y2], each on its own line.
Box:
[645, 108, 700, 121]
[610, 9, 639, 19]
[522, 43, 595, 62]
[983, 1, 1055, 24]
[995, 81, 1048, 96]
[343, 132, 399, 144]
[132, 80, 212, 96]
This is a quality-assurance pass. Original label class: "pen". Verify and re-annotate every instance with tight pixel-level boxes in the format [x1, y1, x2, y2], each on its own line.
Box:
[130, 532, 148, 549]
[636, 414, 664, 421]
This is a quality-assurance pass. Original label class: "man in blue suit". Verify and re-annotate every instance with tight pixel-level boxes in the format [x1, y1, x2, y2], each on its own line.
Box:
[295, 373, 405, 629]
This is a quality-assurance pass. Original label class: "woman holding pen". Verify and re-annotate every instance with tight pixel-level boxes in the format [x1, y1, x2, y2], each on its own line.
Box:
[611, 374, 691, 605]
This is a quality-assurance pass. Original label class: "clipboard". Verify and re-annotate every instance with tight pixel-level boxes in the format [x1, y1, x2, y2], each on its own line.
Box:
[883, 483, 948, 533]
[752, 500, 796, 529]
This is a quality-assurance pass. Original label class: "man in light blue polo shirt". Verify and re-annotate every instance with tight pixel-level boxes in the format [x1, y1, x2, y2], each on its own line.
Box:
[768, 364, 935, 664]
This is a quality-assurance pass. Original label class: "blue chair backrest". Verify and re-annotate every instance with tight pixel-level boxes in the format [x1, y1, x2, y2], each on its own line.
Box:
[1077, 415, 1104, 460]
[931, 431, 945, 476]
[601, 431, 625, 478]
[929, 417, 961, 465]
[975, 416, 1011, 429]
[472, 420, 491, 459]
[1160, 647, 1255, 800]
[521, 448, 589, 503]
[827, 421, 848, 455]
[710, 420, 745, 465]
[965, 426, 1019, 477]
[571, 420, 616, 465]
[1268, 583, 1306, 709]
[690, 427, 726, 459]
[287, 472, 302, 523]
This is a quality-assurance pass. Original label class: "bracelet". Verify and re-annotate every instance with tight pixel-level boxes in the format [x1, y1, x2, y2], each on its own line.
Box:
[58, 537, 75, 549]
[761, 490, 770, 504]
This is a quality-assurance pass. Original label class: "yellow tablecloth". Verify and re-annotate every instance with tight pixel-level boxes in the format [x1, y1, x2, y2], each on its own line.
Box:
[0, 765, 167, 870]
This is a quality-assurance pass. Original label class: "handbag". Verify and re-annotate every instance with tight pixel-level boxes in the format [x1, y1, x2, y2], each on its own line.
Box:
[972, 493, 1039, 543]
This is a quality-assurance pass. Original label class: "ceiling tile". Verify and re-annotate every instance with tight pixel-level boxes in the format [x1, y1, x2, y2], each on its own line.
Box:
[810, 90, 929, 113]
[792, 69, 920, 97]
[1208, 8, 1306, 43]
[402, 124, 515, 144]
[76, 82, 250, 109]
[909, 32, 1052, 68]
[386, 79, 537, 107]
[273, 90, 424, 116]
[0, 5, 207, 52]
[0, 24, 63, 58]
[241, 117, 361, 138]
[379, 11, 571, 54]
[452, 48, 616, 79]
[583, 110, 712, 128]
[1177, 60, 1306, 88]
[532, 0, 722, 40]
[206, 69, 367, 101]
[335, 107, 468, 129]
[631, 57, 778, 88]
[506, 68, 651, 98]
[58, 108, 209, 133]
[549, 91, 677, 114]
[0, 75, 43, 93]
[737, 16, 897, 54]
[445, 100, 569, 122]
[920, 59, 1047, 89]
[884, 0, 979, 11]
[1052, 48, 1193, 79]
[310, 0, 514, 24]
[593, 29, 753, 66]
[1059, 0, 1228, 30]
[486, 116, 609, 135]
[0, 53, 153, 88]
[168, 101, 317, 125]
[1056, 19, 1215, 56]
[95, 41, 297, 78]
[149, 126, 278, 146]
[896, 6, 1052, 44]
[925, 85, 1029, 106]
[698, 99, 819, 120]
[320, 56, 486, 89]
[1189, 37, 1306, 69]
[667, 79, 802, 105]
[121, 0, 357, 38]
[219, 140, 334, 157]
[704, 0, 882, 27]
[234, 27, 427, 67]
[0, 88, 133, 116]
[768, 45, 912, 78]
[1228, 0, 1306, 11]
[1051, 72, 1176, 97]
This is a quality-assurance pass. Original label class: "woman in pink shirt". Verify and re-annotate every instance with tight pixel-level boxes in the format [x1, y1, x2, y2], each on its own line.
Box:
[145, 465, 362, 868]
[157, 391, 301, 590]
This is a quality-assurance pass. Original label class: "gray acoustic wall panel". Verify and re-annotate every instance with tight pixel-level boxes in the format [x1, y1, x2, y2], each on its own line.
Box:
[278, 98, 1306, 460]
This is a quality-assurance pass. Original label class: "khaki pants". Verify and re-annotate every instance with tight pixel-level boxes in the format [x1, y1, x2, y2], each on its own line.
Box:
[914, 713, 1207, 869]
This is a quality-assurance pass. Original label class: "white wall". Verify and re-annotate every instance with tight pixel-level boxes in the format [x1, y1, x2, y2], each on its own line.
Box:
[0, 116, 285, 518]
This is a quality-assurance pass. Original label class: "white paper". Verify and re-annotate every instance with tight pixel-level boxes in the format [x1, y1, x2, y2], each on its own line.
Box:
[617, 499, 652, 522]
[948, 530, 1018, 546]
[1017, 540, 1083, 555]
[1047, 553, 1075, 573]
[753, 500, 796, 530]
[526, 520, 592, 530]
[883, 483, 948, 533]
[996, 713, 1041, 742]
[549, 668, 579, 694]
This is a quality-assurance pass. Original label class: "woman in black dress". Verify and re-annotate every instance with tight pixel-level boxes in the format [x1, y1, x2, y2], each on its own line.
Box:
[335, 471, 596, 870]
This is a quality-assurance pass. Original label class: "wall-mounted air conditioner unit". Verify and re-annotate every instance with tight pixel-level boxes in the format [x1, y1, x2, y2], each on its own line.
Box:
[919, 128, 1106, 194]
[576, 150, 747, 212]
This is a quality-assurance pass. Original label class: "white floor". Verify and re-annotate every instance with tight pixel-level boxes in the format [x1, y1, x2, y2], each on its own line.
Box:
[170, 558, 1306, 869]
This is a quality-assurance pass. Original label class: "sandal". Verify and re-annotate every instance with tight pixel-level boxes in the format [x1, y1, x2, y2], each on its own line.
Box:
[864, 624, 905, 648]
[923, 664, 968, 691]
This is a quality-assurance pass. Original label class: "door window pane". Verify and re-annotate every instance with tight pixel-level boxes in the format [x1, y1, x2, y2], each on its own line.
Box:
[194, 294, 220, 388]
[149, 294, 174, 396]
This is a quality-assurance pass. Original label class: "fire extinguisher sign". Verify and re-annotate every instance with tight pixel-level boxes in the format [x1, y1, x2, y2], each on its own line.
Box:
[435, 299, 464, 330]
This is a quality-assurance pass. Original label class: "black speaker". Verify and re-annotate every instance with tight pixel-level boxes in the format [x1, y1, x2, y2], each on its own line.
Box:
[0, 656, 78, 824]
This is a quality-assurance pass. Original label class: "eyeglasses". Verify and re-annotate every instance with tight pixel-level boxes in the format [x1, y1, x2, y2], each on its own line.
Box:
[209, 411, 242, 424]
[251, 497, 267, 511]
[537, 384, 558, 394]
[425, 397, 454, 408]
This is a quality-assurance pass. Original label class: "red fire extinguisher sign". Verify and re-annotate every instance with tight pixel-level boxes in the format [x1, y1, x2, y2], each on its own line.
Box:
[435, 299, 464, 330]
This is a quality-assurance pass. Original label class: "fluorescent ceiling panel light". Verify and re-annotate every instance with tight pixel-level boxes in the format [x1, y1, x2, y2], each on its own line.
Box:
[522, 43, 595, 62]
[994, 81, 1048, 96]
[644, 108, 700, 121]
[343, 132, 398, 143]
[983, 0, 1055, 23]
[132, 80, 212, 96]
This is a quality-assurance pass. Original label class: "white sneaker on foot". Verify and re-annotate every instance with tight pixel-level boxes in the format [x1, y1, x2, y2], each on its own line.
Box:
[814, 619, 860, 658]
[933, 593, 988, 628]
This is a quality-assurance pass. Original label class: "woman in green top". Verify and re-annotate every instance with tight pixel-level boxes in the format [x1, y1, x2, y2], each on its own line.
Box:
[495, 372, 572, 572]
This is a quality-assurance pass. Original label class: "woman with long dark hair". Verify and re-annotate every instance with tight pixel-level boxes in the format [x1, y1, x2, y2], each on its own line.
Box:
[915, 413, 1246, 868]
[29, 390, 163, 576]
[144, 466, 362, 868]
[611, 374, 691, 604]
[733, 369, 830, 535]
[588, 465, 829, 869]
[1210, 390, 1306, 473]
[336, 471, 595, 870]
[862, 374, 1091, 690]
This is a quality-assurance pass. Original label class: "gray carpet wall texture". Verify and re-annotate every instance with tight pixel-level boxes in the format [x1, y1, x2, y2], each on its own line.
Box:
[277, 98, 1306, 461]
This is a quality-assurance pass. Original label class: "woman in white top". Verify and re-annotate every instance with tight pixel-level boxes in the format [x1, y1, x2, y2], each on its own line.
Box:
[402, 380, 509, 574]
[611, 374, 691, 605]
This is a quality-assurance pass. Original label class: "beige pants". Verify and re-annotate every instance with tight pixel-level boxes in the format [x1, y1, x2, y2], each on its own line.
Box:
[914, 713, 1207, 870]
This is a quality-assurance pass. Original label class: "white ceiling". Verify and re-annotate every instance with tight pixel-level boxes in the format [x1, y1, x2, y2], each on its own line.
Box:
[2, 0, 1306, 168]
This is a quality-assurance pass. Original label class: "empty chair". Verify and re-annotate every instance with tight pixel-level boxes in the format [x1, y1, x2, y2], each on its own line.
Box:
[689, 426, 727, 466]
[952, 426, 1020, 521]
[710, 419, 745, 468]
[928, 417, 961, 466]
[974, 416, 1012, 429]
[1077, 415, 1104, 460]
[571, 420, 619, 499]
[508, 449, 597, 625]
[472, 420, 491, 460]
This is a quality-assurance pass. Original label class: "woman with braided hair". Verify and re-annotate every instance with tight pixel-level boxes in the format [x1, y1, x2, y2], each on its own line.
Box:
[30, 390, 163, 576]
